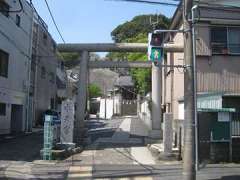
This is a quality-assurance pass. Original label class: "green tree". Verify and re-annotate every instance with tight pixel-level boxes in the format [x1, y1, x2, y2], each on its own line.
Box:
[111, 15, 170, 43]
[59, 52, 100, 69]
[58, 52, 80, 68]
[88, 84, 102, 98]
[108, 14, 171, 94]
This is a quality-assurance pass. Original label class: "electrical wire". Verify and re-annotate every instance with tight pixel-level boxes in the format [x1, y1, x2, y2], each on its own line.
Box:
[106, 0, 179, 6]
[0, 0, 23, 13]
[43, 0, 66, 43]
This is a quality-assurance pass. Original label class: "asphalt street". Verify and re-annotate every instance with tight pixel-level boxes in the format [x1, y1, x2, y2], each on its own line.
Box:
[1, 116, 240, 179]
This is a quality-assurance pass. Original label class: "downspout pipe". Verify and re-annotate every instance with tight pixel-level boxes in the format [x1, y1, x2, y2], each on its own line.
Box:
[192, 4, 198, 172]
[27, 5, 34, 132]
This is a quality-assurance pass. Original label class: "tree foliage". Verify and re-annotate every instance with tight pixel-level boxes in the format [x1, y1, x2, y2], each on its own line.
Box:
[88, 84, 102, 98]
[108, 14, 171, 94]
[59, 52, 101, 69]
[111, 15, 170, 43]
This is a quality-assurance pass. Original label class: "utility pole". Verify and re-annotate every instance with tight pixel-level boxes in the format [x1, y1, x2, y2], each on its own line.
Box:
[182, 0, 196, 180]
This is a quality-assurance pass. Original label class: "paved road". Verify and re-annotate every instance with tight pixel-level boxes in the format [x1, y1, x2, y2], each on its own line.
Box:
[66, 116, 240, 180]
[0, 130, 43, 162]
[1, 116, 240, 179]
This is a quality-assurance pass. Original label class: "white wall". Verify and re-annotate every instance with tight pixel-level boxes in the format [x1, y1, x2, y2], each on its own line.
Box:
[99, 98, 113, 119]
[0, 0, 33, 134]
[99, 95, 121, 119]
[178, 102, 184, 120]
[139, 99, 152, 130]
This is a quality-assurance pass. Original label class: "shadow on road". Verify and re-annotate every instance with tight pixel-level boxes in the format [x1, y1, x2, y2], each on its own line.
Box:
[209, 176, 240, 180]
[0, 130, 43, 162]
[85, 117, 147, 151]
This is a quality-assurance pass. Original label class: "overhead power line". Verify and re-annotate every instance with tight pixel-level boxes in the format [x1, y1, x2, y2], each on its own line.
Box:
[107, 0, 179, 6]
[44, 0, 66, 43]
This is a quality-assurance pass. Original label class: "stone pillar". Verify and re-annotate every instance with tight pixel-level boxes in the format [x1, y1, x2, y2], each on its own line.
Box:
[163, 113, 173, 155]
[149, 63, 162, 139]
[74, 51, 89, 144]
[61, 99, 74, 143]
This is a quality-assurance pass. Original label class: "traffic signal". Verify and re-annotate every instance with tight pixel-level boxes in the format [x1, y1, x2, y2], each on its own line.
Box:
[150, 33, 163, 46]
[148, 32, 164, 62]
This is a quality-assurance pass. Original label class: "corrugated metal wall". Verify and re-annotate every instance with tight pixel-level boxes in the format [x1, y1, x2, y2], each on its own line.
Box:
[197, 56, 240, 93]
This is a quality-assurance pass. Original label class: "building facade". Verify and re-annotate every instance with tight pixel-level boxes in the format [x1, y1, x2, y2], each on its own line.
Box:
[0, 0, 33, 134]
[163, 3, 240, 122]
[30, 11, 66, 127]
[162, 2, 240, 161]
[0, 0, 66, 134]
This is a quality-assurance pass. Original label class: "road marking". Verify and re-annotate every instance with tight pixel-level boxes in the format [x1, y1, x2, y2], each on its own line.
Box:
[4, 163, 36, 179]
[119, 117, 132, 132]
[67, 166, 92, 179]
[133, 177, 153, 180]
[131, 146, 156, 165]
[111, 117, 131, 142]
[118, 176, 153, 180]
[95, 177, 152, 180]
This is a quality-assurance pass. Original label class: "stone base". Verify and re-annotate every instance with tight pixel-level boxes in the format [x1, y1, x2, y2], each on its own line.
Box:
[40, 146, 83, 160]
[158, 152, 177, 161]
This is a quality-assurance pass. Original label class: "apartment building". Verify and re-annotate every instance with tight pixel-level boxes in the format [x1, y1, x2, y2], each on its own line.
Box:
[30, 11, 66, 127]
[0, 0, 66, 134]
[163, 1, 240, 121]
[0, 0, 33, 134]
[162, 2, 240, 160]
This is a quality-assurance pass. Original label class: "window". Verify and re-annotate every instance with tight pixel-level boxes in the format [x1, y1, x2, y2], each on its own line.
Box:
[49, 72, 55, 83]
[211, 27, 240, 54]
[43, 33, 48, 45]
[41, 66, 46, 79]
[228, 28, 240, 54]
[211, 27, 228, 54]
[0, 1, 9, 17]
[50, 98, 55, 109]
[0, 49, 9, 78]
[0, 103, 6, 116]
[52, 40, 56, 53]
[16, 14, 21, 27]
[60, 61, 64, 70]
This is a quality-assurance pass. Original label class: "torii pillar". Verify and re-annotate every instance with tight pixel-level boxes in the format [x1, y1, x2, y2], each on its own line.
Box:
[149, 63, 162, 139]
[74, 51, 89, 144]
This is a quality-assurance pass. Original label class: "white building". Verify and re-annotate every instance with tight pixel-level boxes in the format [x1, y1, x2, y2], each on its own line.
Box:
[0, 0, 34, 134]
[30, 11, 67, 127]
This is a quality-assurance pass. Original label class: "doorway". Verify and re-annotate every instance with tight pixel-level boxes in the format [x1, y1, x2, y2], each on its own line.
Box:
[11, 104, 23, 134]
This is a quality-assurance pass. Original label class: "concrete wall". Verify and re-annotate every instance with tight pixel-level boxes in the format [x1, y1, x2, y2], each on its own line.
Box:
[0, 0, 33, 134]
[138, 99, 152, 130]
[99, 98, 113, 119]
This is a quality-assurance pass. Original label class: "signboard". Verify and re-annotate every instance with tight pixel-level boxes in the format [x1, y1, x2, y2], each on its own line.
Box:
[218, 112, 230, 122]
[150, 47, 163, 62]
[60, 99, 75, 143]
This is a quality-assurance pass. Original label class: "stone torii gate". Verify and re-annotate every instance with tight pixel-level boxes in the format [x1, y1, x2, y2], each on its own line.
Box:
[57, 43, 183, 144]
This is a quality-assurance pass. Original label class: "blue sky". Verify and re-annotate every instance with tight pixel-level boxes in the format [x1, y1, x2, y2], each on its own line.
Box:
[32, 0, 177, 44]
